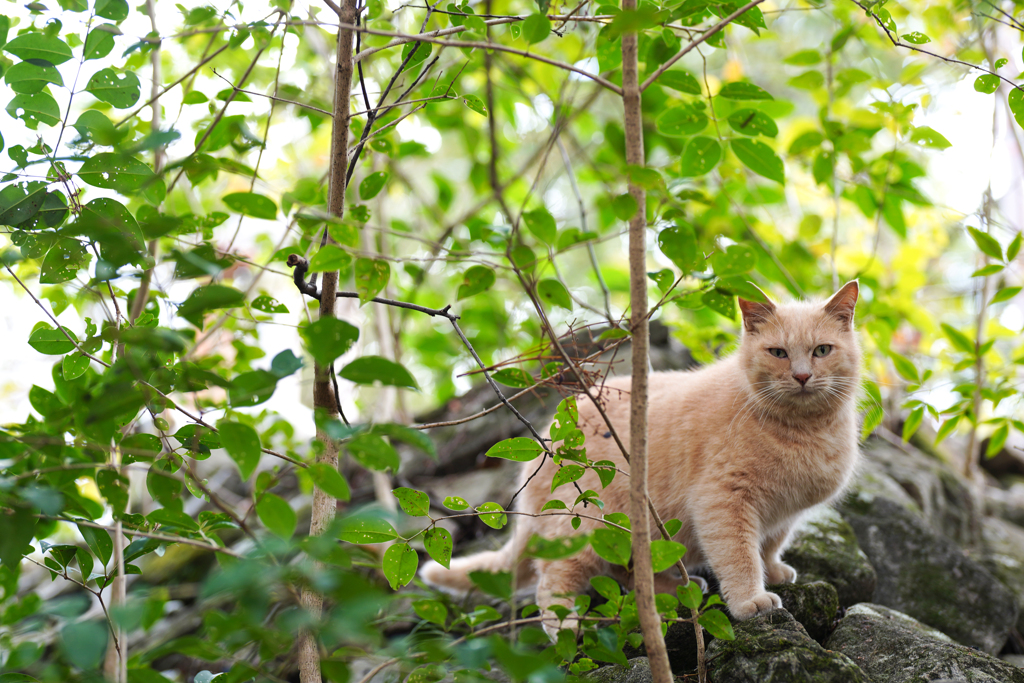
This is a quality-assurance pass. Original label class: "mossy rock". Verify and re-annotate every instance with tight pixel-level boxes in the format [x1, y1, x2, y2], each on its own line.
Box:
[825, 603, 1024, 683]
[583, 657, 652, 683]
[706, 608, 869, 683]
[783, 505, 876, 607]
[976, 515, 1024, 635]
[838, 495, 1017, 654]
[768, 582, 838, 643]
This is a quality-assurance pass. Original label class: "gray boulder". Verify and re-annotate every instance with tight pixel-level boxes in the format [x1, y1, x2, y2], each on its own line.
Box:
[705, 608, 869, 683]
[825, 603, 1024, 683]
[783, 505, 876, 607]
[838, 494, 1017, 654]
[985, 482, 1024, 529]
[976, 515, 1024, 634]
[768, 582, 839, 643]
[584, 657, 652, 683]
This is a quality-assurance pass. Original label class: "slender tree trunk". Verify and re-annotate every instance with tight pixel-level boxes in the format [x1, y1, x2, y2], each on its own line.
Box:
[622, 11, 672, 683]
[298, 2, 356, 681]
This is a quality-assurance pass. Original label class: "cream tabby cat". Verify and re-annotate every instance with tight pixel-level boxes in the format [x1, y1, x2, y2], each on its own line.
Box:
[422, 281, 861, 635]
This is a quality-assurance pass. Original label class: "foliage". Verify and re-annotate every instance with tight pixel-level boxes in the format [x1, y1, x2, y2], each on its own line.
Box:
[1, 0, 1023, 680]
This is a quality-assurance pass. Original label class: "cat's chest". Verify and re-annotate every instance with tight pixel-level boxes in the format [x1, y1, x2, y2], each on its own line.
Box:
[757, 425, 858, 503]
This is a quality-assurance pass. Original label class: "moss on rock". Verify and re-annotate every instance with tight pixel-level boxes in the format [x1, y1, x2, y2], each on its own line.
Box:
[768, 582, 839, 643]
[783, 505, 876, 607]
[705, 608, 869, 683]
[825, 603, 1024, 683]
[583, 657, 652, 683]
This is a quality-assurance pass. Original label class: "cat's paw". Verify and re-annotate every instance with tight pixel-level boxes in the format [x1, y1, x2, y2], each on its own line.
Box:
[730, 591, 782, 620]
[765, 561, 798, 585]
[541, 611, 579, 642]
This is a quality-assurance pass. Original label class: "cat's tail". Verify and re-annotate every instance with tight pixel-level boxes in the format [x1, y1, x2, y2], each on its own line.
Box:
[421, 533, 534, 593]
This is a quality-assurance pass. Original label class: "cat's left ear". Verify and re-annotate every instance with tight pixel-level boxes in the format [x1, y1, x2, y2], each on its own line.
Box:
[824, 280, 859, 328]
[738, 286, 776, 333]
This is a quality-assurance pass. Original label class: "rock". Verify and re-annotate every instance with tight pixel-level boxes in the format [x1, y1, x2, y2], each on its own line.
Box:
[621, 612, 705, 674]
[783, 505, 876, 607]
[1005, 654, 1024, 668]
[584, 657, 652, 683]
[705, 608, 869, 683]
[985, 482, 1024, 529]
[980, 430, 1024, 479]
[767, 582, 839, 643]
[976, 515, 1024, 634]
[838, 495, 1017, 654]
[860, 438, 980, 547]
[825, 603, 1024, 683]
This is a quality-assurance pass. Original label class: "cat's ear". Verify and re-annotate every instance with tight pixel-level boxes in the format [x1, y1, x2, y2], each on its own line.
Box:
[738, 291, 776, 334]
[824, 280, 859, 328]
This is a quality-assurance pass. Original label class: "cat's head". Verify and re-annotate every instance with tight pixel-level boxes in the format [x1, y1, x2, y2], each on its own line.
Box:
[736, 281, 861, 415]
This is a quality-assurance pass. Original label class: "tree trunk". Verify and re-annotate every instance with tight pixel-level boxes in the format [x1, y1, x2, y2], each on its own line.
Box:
[622, 10, 673, 683]
[298, 2, 356, 681]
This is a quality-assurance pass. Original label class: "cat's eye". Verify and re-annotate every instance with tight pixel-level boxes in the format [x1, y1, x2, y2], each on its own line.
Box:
[768, 348, 788, 359]
[814, 344, 832, 357]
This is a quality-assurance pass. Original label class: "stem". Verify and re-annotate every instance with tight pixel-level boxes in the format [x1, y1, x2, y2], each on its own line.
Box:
[298, 1, 356, 681]
[622, 8, 672, 683]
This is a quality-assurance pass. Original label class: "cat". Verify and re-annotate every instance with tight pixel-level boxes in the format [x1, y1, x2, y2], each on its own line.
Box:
[421, 281, 861, 637]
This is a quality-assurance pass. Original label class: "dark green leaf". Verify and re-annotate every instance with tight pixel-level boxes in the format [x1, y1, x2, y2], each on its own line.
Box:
[4, 59, 63, 93]
[711, 243, 756, 276]
[486, 437, 543, 462]
[85, 69, 140, 108]
[382, 543, 418, 590]
[413, 599, 448, 626]
[84, 24, 119, 60]
[62, 352, 90, 380]
[28, 327, 77, 355]
[177, 285, 245, 327]
[611, 193, 638, 220]
[655, 105, 708, 136]
[359, 172, 389, 200]
[491, 368, 534, 388]
[476, 502, 507, 529]
[443, 496, 469, 510]
[354, 258, 390, 304]
[251, 294, 288, 313]
[680, 137, 722, 177]
[307, 462, 351, 501]
[727, 109, 778, 137]
[61, 621, 107, 669]
[658, 70, 701, 94]
[658, 223, 698, 271]
[340, 356, 417, 388]
[523, 207, 556, 243]
[424, 527, 453, 569]
[591, 528, 631, 566]
[392, 487, 430, 516]
[524, 533, 590, 560]
[537, 279, 573, 311]
[217, 421, 261, 480]
[458, 265, 496, 300]
[703, 288, 736, 318]
[5, 92, 61, 128]
[650, 539, 687, 573]
[223, 192, 277, 219]
[4, 34, 73, 64]
[257, 493, 296, 539]
[468, 570, 513, 599]
[300, 317, 360, 365]
[338, 513, 397, 543]
[717, 81, 773, 100]
[0, 181, 47, 226]
[347, 433, 400, 471]
[731, 138, 785, 184]
[523, 14, 551, 43]
[551, 464, 585, 492]
[308, 244, 353, 273]
[77, 153, 155, 194]
[369, 423, 436, 458]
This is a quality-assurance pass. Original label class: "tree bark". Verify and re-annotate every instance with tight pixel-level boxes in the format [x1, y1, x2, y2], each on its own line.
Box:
[298, 2, 356, 681]
[622, 11, 673, 683]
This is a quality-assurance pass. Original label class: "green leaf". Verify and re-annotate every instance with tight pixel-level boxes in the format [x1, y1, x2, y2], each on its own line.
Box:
[987, 423, 1009, 457]
[217, 421, 261, 480]
[412, 599, 448, 627]
[177, 285, 245, 327]
[63, 352, 90, 380]
[300, 317, 360, 365]
[991, 286, 1021, 304]
[78, 523, 113, 566]
[84, 24, 119, 60]
[476, 502, 507, 529]
[338, 513, 397, 543]
[974, 74, 1000, 94]
[486, 437, 543, 462]
[359, 172, 389, 200]
[541, 499, 568, 511]
[354, 258, 390, 304]
[717, 81, 773, 100]
[658, 223, 698, 271]
[257, 493, 296, 539]
[524, 533, 590, 560]
[0, 181, 47, 226]
[680, 136, 722, 177]
[4, 59, 63, 94]
[458, 265, 496, 300]
[6, 92, 61, 128]
[901, 31, 930, 44]
[702, 289, 736, 318]
[593, 460, 616, 488]
[3, 34, 74, 64]
[340, 356, 417, 388]
[783, 49, 821, 65]
[424, 527, 453, 569]
[935, 415, 962, 446]
[787, 70, 825, 90]
[650, 539, 687, 573]
[392, 487, 430, 516]
[941, 323, 976, 355]
[537, 279, 573, 311]
[967, 227, 1003, 261]
[556, 629, 578, 662]
[61, 621, 107, 670]
[591, 528, 631, 566]
[400, 41, 431, 71]
[655, 105, 708, 136]
[1007, 232, 1022, 261]
[658, 70, 701, 94]
[491, 368, 534, 388]
[731, 139, 785, 184]
[468, 569, 513, 599]
[28, 327, 77, 355]
[523, 14, 551, 43]
[69, 198, 146, 269]
[77, 153, 155, 194]
[223, 192, 277, 219]
[523, 207, 557, 243]
[251, 294, 289, 314]
[902, 405, 924, 442]
[727, 109, 778, 137]
[551, 464, 585, 492]
[347, 433, 400, 471]
[307, 463, 351, 501]
[711, 243, 756, 276]
[308, 244, 353, 273]
[861, 403, 884, 440]
[971, 264, 1003, 277]
[611, 193, 638, 221]
[0, 506, 34, 571]
[889, 352, 920, 383]
[382, 543, 418, 590]
[677, 581, 703, 611]
[443, 496, 469, 510]
[462, 94, 487, 116]
[698, 609, 735, 640]
[909, 126, 951, 149]
[39, 239, 87, 284]
[85, 69, 141, 108]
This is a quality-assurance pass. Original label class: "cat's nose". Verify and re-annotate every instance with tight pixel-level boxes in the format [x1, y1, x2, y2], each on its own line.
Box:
[793, 373, 811, 385]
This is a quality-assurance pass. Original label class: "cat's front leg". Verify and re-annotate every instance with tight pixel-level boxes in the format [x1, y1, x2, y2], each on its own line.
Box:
[761, 525, 798, 585]
[535, 553, 601, 640]
[696, 497, 781, 620]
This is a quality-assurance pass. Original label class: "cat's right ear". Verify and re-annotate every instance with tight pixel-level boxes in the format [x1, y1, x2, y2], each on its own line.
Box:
[738, 297, 776, 334]
[824, 280, 859, 328]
